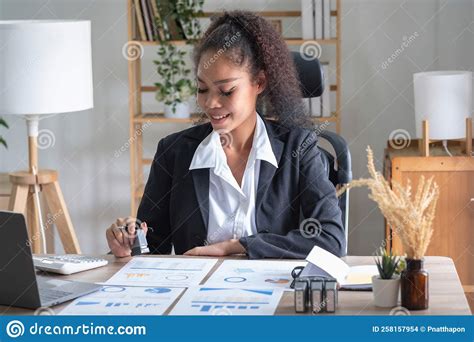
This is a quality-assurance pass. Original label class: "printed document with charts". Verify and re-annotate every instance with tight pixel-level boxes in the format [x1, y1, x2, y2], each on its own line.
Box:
[61, 286, 185, 315]
[103, 257, 218, 287]
[301, 246, 378, 290]
[204, 260, 307, 291]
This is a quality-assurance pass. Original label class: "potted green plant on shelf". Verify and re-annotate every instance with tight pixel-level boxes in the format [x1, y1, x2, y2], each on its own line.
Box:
[154, 43, 195, 118]
[372, 247, 404, 307]
[0, 117, 8, 148]
[153, 0, 204, 119]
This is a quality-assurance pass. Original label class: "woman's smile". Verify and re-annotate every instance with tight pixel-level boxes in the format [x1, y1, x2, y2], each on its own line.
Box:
[209, 112, 232, 125]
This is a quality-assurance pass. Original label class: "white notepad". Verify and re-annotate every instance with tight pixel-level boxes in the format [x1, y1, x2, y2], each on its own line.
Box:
[303, 246, 378, 290]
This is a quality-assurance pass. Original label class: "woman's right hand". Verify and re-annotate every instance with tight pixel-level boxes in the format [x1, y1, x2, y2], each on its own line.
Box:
[105, 217, 148, 258]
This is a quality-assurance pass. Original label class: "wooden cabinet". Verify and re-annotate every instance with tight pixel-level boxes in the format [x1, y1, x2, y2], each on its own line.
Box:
[384, 141, 474, 309]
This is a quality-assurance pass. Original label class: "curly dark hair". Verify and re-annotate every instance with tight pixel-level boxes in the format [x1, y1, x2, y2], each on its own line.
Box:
[193, 10, 313, 129]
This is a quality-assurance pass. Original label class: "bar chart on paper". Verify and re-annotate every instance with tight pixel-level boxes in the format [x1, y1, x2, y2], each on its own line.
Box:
[103, 257, 218, 287]
[60, 286, 185, 315]
[170, 287, 283, 315]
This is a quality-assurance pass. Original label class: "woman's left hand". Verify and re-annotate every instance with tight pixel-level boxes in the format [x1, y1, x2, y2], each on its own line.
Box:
[184, 239, 246, 257]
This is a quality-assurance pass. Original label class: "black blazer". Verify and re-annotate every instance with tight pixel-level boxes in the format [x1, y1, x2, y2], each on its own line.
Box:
[137, 116, 346, 259]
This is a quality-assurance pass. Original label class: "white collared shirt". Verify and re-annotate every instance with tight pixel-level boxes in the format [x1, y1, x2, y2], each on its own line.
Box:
[189, 114, 278, 244]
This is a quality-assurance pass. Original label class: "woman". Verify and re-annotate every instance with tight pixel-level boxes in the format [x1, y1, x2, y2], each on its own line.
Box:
[106, 10, 345, 259]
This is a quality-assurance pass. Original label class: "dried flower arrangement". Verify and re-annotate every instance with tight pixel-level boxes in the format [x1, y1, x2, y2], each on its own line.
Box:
[337, 146, 440, 260]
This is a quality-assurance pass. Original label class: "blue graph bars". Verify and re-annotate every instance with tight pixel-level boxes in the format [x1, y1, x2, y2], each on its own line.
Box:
[192, 304, 260, 312]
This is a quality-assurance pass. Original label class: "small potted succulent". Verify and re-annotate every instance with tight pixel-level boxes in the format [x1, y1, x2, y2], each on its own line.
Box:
[0, 117, 8, 148]
[372, 247, 404, 308]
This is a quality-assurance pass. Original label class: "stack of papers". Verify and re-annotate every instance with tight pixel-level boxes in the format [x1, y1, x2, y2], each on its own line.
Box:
[61, 257, 218, 315]
[62, 257, 290, 315]
[61, 248, 377, 315]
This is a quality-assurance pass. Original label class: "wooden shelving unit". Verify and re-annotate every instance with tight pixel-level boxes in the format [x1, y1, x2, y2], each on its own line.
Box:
[127, 0, 342, 214]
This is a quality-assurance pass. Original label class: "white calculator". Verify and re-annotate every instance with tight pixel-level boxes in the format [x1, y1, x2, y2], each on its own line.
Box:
[33, 255, 108, 275]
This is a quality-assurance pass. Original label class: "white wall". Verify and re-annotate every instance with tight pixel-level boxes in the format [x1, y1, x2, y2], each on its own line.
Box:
[0, 0, 472, 255]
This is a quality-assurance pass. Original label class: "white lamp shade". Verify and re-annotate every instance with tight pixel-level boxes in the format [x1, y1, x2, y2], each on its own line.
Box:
[0, 20, 93, 115]
[414, 71, 472, 140]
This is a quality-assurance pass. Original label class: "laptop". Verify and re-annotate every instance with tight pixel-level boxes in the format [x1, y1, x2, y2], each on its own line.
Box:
[0, 211, 102, 309]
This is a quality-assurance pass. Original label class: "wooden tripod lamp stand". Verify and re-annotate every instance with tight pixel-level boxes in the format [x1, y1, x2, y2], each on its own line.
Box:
[0, 20, 94, 254]
[419, 118, 472, 157]
[414, 71, 473, 157]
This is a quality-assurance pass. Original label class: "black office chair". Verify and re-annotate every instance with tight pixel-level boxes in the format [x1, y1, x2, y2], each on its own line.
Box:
[292, 51, 352, 254]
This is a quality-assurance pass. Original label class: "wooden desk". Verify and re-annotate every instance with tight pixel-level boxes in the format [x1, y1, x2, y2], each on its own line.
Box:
[0, 255, 471, 315]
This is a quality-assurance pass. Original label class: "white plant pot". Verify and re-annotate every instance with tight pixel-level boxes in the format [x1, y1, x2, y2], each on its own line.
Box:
[164, 102, 190, 119]
[372, 275, 400, 308]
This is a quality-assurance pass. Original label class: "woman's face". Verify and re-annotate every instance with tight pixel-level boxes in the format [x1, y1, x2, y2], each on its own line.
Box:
[196, 50, 265, 132]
